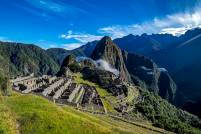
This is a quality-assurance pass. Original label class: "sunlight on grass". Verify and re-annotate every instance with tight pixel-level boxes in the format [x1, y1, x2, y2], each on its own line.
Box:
[0, 104, 18, 134]
[0, 92, 172, 134]
[1, 94, 112, 134]
[0, 93, 169, 134]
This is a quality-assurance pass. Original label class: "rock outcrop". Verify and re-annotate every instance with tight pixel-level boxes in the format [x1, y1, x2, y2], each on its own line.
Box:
[57, 55, 75, 76]
[91, 36, 131, 82]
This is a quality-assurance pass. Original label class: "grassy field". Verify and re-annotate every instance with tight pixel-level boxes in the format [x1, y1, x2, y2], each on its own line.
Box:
[0, 92, 173, 134]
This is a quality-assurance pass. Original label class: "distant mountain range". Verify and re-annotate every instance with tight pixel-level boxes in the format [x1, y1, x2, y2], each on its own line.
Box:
[1, 28, 201, 118]
[45, 28, 201, 118]
[56, 36, 201, 133]
[0, 34, 201, 133]
[114, 28, 201, 107]
[1, 36, 201, 134]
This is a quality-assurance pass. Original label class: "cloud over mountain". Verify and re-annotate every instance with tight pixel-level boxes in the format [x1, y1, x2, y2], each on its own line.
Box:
[99, 7, 201, 37]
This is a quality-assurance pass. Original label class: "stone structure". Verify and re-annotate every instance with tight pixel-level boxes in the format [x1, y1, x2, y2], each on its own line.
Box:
[11, 74, 104, 112]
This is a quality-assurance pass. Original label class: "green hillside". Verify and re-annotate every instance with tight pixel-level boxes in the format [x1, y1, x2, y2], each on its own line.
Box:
[0, 92, 171, 134]
[0, 42, 59, 77]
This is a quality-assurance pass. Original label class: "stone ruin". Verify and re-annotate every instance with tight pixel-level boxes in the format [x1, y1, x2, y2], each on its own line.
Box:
[10, 74, 104, 112]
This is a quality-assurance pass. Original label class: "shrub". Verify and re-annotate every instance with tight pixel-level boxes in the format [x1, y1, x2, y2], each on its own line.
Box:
[135, 90, 201, 134]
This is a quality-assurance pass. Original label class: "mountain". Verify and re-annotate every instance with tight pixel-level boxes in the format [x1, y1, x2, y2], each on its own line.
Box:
[46, 48, 70, 65]
[91, 36, 131, 82]
[72, 41, 97, 57]
[90, 36, 176, 102]
[57, 36, 201, 133]
[47, 28, 201, 109]
[1, 36, 200, 133]
[46, 41, 97, 65]
[114, 33, 178, 55]
[122, 51, 177, 103]
[2, 27, 201, 118]
[109, 28, 201, 118]
[0, 41, 59, 77]
[54, 36, 177, 102]
[149, 28, 201, 107]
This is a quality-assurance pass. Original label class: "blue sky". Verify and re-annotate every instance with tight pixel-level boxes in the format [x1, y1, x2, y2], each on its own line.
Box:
[0, 0, 201, 50]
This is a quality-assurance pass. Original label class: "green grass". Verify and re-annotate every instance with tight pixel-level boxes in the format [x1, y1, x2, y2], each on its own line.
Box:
[126, 86, 140, 105]
[73, 73, 117, 113]
[0, 92, 171, 134]
[0, 97, 18, 134]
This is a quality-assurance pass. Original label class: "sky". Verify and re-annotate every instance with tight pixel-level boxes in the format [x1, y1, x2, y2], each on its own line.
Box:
[0, 0, 201, 50]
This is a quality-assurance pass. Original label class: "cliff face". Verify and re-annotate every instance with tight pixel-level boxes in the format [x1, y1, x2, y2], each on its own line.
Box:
[122, 51, 177, 102]
[91, 36, 131, 82]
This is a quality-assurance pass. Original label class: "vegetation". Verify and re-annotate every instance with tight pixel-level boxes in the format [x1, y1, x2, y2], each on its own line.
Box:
[0, 103, 18, 134]
[0, 42, 59, 77]
[73, 73, 117, 113]
[73, 73, 201, 133]
[0, 77, 11, 96]
[135, 90, 201, 134]
[0, 60, 11, 96]
[68, 63, 82, 73]
[0, 92, 169, 134]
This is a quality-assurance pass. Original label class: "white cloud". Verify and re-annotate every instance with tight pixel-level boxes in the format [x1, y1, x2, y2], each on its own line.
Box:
[99, 24, 158, 38]
[96, 59, 119, 76]
[60, 30, 102, 43]
[59, 5, 201, 50]
[63, 43, 83, 50]
[160, 27, 190, 36]
[99, 8, 201, 38]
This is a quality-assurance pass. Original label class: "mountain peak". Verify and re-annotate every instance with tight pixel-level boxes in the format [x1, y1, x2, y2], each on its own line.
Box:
[99, 36, 113, 45]
[91, 36, 119, 60]
[91, 36, 131, 82]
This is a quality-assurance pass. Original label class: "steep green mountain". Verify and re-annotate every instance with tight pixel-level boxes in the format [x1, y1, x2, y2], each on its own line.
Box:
[0, 41, 59, 77]
[58, 36, 201, 133]
[90, 36, 176, 103]
[44, 28, 201, 118]
[45, 48, 70, 65]
[133, 89, 201, 134]
[1, 36, 201, 133]
[91, 36, 131, 82]
[122, 51, 177, 103]
[73, 28, 201, 118]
